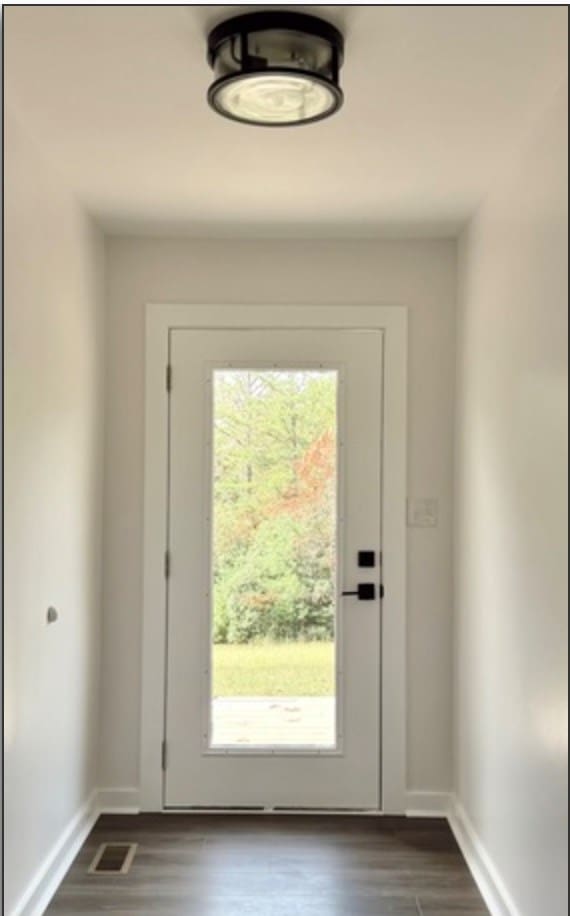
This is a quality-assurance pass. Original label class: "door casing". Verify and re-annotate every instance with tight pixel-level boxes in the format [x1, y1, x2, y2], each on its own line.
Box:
[141, 304, 408, 813]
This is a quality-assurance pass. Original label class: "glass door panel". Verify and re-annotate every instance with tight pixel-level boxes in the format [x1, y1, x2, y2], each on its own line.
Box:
[210, 369, 338, 749]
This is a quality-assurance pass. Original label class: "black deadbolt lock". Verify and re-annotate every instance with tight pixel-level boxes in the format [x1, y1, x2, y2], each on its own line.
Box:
[358, 551, 375, 568]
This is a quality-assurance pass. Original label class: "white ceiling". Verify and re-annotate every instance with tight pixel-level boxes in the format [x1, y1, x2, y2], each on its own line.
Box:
[5, 5, 568, 237]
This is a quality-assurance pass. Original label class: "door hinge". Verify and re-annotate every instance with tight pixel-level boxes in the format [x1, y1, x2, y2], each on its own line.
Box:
[166, 364, 172, 392]
[164, 550, 171, 579]
[161, 740, 167, 771]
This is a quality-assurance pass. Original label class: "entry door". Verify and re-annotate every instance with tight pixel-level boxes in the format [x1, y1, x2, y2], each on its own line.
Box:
[165, 329, 383, 809]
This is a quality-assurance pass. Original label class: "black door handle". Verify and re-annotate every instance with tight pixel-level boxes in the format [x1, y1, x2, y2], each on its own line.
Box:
[341, 583, 376, 601]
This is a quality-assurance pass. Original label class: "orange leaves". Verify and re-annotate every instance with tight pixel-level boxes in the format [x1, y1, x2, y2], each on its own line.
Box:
[271, 429, 335, 519]
[297, 429, 335, 495]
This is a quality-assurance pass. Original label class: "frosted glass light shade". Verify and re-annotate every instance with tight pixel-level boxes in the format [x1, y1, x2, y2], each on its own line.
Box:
[211, 73, 339, 126]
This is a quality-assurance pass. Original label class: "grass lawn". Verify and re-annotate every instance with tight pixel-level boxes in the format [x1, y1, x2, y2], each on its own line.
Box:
[212, 641, 334, 697]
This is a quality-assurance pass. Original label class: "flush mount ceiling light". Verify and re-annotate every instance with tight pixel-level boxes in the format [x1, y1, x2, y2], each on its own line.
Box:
[206, 11, 344, 127]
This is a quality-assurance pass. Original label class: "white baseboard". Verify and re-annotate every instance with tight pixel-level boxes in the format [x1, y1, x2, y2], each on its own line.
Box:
[96, 787, 141, 814]
[10, 790, 99, 916]
[405, 791, 450, 817]
[9, 787, 140, 916]
[448, 796, 520, 916]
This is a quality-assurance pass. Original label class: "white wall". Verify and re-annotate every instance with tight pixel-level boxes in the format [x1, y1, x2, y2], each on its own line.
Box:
[4, 110, 106, 914]
[455, 82, 568, 916]
[101, 236, 457, 799]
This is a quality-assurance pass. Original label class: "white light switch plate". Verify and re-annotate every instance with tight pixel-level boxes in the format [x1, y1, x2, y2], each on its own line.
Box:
[407, 498, 439, 528]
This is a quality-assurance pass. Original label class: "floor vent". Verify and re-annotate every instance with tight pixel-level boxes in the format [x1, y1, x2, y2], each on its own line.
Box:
[88, 842, 137, 875]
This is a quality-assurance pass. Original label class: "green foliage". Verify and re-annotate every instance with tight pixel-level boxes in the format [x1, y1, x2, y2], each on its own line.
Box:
[212, 370, 337, 644]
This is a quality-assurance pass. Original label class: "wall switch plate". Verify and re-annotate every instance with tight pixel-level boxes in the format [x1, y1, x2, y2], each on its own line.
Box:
[407, 498, 439, 528]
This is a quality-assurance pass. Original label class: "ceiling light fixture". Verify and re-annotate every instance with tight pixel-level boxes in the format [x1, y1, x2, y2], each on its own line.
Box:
[206, 11, 344, 127]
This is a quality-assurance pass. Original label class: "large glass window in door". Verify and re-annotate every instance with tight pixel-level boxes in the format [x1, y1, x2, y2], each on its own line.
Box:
[210, 369, 339, 749]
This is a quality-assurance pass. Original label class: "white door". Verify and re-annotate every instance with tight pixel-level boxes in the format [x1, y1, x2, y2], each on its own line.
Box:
[165, 328, 383, 809]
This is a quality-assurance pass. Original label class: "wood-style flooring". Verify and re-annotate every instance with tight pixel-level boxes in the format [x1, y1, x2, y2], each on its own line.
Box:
[46, 814, 489, 915]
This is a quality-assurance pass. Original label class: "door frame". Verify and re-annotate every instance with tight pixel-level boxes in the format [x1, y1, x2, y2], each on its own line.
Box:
[140, 304, 408, 813]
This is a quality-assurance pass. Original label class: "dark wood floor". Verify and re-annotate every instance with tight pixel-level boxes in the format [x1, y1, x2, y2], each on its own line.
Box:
[46, 814, 489, 915]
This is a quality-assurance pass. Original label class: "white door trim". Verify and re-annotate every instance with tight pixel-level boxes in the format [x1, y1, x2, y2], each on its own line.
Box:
[140, 304, 408, 813]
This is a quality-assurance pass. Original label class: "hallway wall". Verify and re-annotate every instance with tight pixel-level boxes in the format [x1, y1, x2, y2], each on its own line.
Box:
[455, 81, 568, 916]
[4, 110, 106, 914]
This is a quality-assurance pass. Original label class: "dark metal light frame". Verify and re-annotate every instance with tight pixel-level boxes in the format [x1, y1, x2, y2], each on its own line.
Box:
[206, 11, 345, 127]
